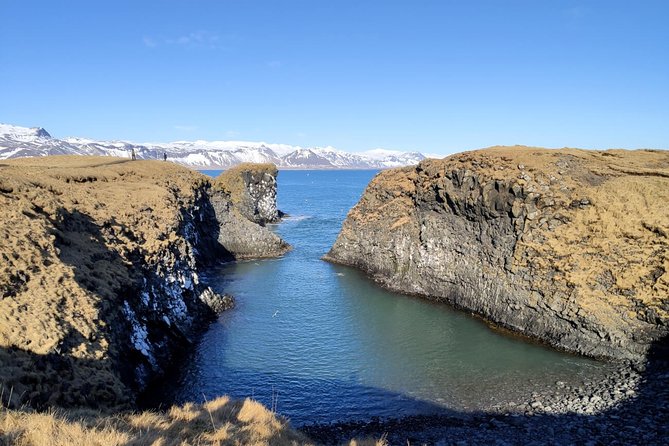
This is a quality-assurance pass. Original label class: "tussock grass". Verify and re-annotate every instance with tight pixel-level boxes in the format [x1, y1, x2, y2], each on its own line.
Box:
[214, 163, 277, 200]
[0, 396, 312, 445]
[0, 396, 388, 445]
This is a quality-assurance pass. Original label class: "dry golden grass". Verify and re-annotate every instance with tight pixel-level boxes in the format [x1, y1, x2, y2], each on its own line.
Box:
[0, 395, 388, 446]
[0, 156, 214, 409]
[213, 163, 278, 206]
[0, 396, 314, 446]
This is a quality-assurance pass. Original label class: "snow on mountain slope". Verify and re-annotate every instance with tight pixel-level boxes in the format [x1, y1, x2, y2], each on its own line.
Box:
[1, 124, 428, 169]
[0, 124, 92, 159]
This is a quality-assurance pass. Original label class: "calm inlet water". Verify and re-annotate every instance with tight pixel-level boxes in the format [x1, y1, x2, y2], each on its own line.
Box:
[173, 170, 614, 425]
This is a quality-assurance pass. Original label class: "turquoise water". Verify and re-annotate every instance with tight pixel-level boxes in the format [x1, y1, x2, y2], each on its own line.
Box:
[173, 170, 613, 425]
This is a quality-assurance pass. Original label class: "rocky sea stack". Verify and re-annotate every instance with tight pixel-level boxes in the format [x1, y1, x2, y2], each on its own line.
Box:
[0, 156, 288, 410]
[325, 146, 669, 361]
[211, 163, 290, 259]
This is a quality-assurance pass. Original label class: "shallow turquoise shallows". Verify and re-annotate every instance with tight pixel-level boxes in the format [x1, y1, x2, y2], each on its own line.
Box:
[172, 170, 614, 426]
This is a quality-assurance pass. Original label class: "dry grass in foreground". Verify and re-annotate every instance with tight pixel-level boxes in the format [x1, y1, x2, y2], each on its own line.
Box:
[0, 395, 385, 446]
[0, 396, 309, 446]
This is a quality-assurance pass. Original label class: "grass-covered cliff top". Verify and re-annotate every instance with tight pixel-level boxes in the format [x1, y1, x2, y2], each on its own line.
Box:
[0, 156, 326, 444]
[0, 156, 374, 445]
[213, 162, 278, 199]
[0, 156, 206, 337]
[0, 156, 215, 408]
[366, 146, 669, 332]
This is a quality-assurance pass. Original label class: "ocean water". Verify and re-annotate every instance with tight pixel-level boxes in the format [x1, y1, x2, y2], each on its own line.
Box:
[171, 169, 615, 425]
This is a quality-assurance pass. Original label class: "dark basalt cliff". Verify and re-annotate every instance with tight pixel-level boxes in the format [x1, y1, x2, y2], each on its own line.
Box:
[325, 146, 669, 361]
[0, 156, 288, 410]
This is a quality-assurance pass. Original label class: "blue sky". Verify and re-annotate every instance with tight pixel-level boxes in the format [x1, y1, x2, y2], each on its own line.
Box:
[1, 1, 667, 155]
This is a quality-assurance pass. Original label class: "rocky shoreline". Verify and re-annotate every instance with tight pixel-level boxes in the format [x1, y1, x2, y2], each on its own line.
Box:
[320, 146, 669, 444]
[303, 340, 668, 445]
[325, 147, 669, 361]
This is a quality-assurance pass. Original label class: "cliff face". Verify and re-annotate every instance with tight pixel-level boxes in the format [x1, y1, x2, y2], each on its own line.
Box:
[214, 163, 282, 224]
[325, 147, 669, 361]
[0, 156, 287, 410]
[211, 163, 290, 259]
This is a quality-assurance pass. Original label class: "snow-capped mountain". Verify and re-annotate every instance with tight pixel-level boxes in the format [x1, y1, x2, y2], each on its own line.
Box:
[0, 124, 427, 169]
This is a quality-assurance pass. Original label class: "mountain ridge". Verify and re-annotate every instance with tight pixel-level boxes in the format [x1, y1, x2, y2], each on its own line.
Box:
[0, 123, 426, 169]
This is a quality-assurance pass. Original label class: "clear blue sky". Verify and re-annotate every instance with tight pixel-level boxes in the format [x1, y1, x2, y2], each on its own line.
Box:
[1, 1, 667, 155]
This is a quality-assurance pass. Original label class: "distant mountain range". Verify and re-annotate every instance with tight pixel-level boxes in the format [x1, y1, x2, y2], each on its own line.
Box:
[0, 124, 427, 169]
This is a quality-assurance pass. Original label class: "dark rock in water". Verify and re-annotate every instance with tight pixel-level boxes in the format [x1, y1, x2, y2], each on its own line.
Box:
[211, 163, 291, 259]
[325, 146, 669, 361]
[199, 292, 234, 314]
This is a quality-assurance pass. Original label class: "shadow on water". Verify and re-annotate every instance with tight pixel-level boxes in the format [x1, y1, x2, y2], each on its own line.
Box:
[301, 335, 669, 445]
[167, 366, 451, 426]
[0, 336, 666, 444]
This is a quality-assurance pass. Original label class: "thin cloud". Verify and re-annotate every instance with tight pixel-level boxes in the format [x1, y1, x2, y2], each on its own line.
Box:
[167, 31, 220, 49]
[225, 130, 240, 138]
[143, 31, 221, 49]
[267, 60, 283, 69]
[142, 36, 158, 48]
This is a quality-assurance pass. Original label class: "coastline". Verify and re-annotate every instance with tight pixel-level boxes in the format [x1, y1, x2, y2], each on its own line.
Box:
[303, 339, 668, 444]
[325, 147, 669, 362]
[1, 154, 667, 444]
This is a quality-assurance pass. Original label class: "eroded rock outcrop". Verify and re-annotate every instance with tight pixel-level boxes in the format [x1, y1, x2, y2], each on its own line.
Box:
[214, 163, 282, 224]
[325, 147, 669, 360]
[0, 156, 287, 410]
[211, 163, 290, 259]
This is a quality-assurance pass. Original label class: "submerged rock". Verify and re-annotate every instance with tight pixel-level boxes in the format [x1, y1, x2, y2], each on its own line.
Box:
[325, 146, 669, 361]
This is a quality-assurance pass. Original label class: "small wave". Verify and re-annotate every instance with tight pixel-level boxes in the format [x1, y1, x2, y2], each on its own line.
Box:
[283, 215, 312, 222]
[335, 272, 345, 277]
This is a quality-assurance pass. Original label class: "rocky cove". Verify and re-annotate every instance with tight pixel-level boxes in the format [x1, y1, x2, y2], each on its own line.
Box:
[325, 146, 669, 362]
[0, 149, 667, 445]
[316, 146, 669, 443]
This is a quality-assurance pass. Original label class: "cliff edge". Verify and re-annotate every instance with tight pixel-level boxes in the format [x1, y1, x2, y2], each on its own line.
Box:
[0, 156, 288, 410]
[325, 146, 669, 361]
